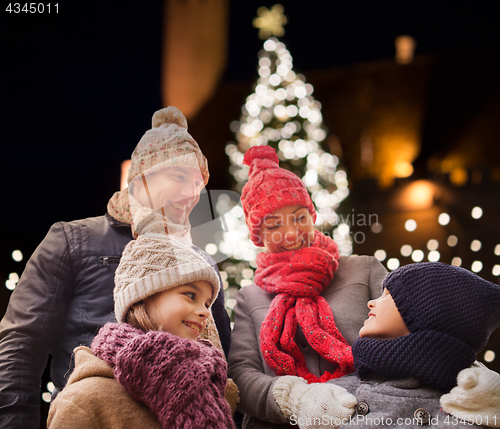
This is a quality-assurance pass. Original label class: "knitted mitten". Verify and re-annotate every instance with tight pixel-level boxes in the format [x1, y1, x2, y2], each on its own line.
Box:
[273, 376, 356, 429]
[225, 378, 240, 415]
[441, 362, 500, 427]
[91, 322, 143, 367]
[114, 330, 236, 429]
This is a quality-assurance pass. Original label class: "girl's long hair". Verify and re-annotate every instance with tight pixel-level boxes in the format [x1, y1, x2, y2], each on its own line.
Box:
[126, 301, 159, 333]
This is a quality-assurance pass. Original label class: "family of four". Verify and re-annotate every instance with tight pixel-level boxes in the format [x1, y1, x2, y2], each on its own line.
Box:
[0, 107, 499, 429]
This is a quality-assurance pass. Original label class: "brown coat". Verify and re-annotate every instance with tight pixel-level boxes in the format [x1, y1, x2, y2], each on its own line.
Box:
[47, 346, 161, 429]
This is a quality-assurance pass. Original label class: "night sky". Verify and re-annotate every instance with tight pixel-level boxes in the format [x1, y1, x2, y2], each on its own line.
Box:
[1, 0, 499, 249]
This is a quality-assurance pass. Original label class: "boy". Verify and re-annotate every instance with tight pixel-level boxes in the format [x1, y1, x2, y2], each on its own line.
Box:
[274, 262, 500, 428]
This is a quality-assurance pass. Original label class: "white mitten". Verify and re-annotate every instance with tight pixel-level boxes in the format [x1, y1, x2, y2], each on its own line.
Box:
[441, 362, 500, 427]
[273, 376, 357, 429]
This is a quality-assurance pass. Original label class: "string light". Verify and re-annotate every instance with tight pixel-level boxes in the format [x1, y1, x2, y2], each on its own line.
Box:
[400, 245, 412, 257]
[387, 258, 400, 270]
[471, 261, 483, 273]
[470, 240, 482, 252]
[471, 206, 483, 219]
[447, 235, 458, 247]
[405, 219, 417, 232]
[374, 249, 387, 261]
[438, 213, 450, 225]
[411, 250, 424, 262]
[427, 239, 439, 251]
[12, 250, 23, 262]
[484, 350, 496, 362]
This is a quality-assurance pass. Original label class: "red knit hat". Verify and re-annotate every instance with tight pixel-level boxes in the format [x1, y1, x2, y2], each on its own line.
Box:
[241, 145, 316, 246]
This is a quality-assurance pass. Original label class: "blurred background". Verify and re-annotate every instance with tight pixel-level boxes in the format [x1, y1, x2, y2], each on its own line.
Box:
[2, 1, 500, 427]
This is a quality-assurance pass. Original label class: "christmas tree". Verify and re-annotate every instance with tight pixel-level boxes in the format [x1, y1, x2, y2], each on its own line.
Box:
[215, 5, 352, 316]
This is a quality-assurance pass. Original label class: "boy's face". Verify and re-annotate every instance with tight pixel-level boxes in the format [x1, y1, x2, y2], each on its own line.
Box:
[258, 205, 315, 253]
[144, 280, 212, 340]
[359, 289, 410, 340]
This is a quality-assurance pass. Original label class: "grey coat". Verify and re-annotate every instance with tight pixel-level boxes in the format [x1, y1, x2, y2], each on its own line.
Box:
[327, 374, 484, 429]
[228, 255, 388, 429]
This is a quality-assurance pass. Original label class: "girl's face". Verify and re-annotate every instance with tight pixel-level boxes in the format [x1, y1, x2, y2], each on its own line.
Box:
[144, 280, 212, 340]
[258, 205, 315, 253]
[359, 289, 410, 340]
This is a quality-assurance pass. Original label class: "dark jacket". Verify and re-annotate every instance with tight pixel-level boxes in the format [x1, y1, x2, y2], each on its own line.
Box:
[0, 214, 231, 429]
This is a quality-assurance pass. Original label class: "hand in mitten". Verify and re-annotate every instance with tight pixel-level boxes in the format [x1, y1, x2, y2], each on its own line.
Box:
[273, 376, 357, 429]
[91, 322, 144, 367]
[441, 362, 500, 427]
[225, 378, 240, 415]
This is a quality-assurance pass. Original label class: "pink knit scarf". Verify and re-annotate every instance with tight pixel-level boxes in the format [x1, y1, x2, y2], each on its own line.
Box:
[256, 231, 355, 383]
[91, 323, 235, 429]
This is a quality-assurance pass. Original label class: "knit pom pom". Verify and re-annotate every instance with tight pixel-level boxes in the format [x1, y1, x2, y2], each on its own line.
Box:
[243, 145, 279, 167]
[152, 106, 188, 129]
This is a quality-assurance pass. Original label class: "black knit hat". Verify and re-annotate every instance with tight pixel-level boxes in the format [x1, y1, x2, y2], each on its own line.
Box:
[353, 262, 500, 392]
[384, 262, 500, 352]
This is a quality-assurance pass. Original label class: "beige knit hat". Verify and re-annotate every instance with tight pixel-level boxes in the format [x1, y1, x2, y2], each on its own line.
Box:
[127, 106, 209, 185]
[114, 235, 220, 323]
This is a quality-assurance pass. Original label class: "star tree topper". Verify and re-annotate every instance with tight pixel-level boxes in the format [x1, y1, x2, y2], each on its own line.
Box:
[253, 4, 287, 40]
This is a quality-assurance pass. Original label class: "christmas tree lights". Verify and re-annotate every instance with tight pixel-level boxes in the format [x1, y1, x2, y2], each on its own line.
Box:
[216, 7, 352, 315]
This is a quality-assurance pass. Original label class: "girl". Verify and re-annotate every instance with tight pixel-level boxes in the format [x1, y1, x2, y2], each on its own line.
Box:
[48, 235, 238, 429]
[273, 262, 500, 428]
[228, 145, 387, 428]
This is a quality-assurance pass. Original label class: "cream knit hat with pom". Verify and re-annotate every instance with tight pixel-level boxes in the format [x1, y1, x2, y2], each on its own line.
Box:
[114, 234, 220, 323]
[127, 106, 209, 185]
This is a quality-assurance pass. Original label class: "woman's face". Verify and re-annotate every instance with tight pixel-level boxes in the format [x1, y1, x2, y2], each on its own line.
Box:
[359, 289, 410, 340]
[258, 205, 315, 253]
[144, 280, 212, 340]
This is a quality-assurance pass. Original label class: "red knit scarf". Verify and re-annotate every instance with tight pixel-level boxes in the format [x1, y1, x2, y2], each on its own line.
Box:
[256, 231, 355, 383]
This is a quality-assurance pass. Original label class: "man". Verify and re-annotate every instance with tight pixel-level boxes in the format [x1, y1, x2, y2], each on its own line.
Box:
[0, 106, 231, 429]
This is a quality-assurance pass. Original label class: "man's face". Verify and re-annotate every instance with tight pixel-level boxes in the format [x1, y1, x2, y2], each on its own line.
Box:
[130, 166, 205, 225]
